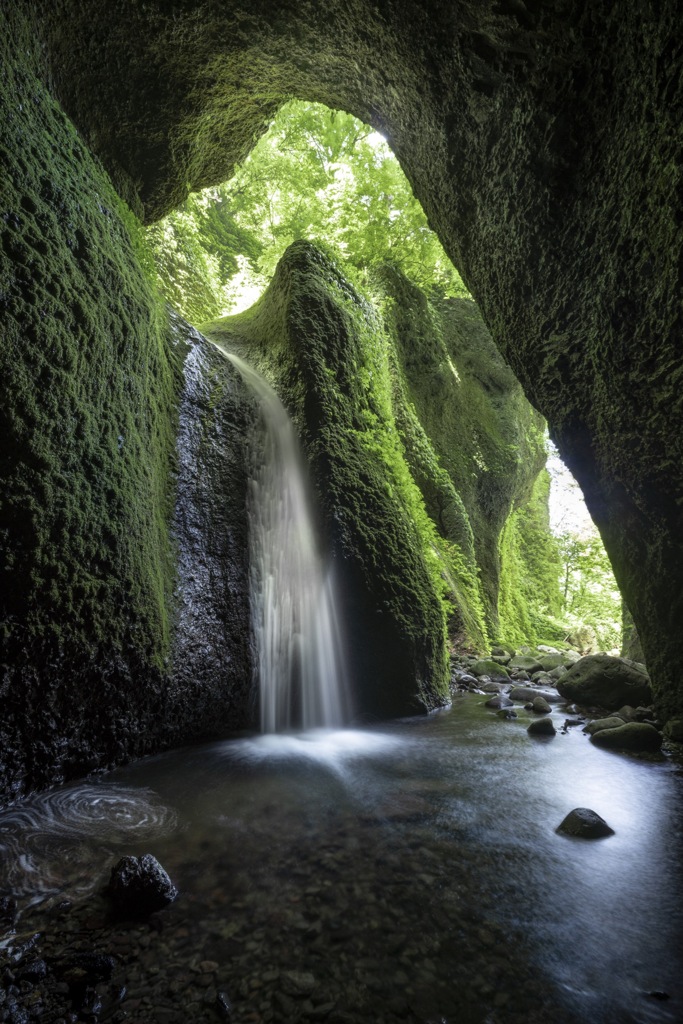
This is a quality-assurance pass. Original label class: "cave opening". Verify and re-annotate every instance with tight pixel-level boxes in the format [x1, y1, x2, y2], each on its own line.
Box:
[1, 3, 682, 1019]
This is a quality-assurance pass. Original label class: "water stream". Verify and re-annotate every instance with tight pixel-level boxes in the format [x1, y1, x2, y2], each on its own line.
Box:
[1, 699, 681, 1023]
[220, 350, 349, 732]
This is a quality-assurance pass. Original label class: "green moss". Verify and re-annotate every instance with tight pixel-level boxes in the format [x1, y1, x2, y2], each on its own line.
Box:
[497, 471, 564, 648]
[0, 6, 179, 670]
[204, 242, 451, 713]
[377, 268, 548, 641]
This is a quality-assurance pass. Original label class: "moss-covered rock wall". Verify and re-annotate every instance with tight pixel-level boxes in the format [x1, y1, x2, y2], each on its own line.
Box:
[204, 243, 452, 718]
[378, 269, 548, 638]
[0, 7, 254, 803]
[29, 0, 682, 719]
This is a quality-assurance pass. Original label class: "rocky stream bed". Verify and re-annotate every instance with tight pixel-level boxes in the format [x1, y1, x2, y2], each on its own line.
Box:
[2, 653, 682, 1024]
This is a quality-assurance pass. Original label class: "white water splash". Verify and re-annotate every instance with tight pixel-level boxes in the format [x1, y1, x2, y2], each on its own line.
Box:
[219, 350, 350, 732]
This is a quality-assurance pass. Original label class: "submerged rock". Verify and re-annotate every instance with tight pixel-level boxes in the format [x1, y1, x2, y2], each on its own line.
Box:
[108, 854, 178, 916]
[556, 808, 614, 839]
[557, 655, 652, 711]
[590, 722, 662, 753]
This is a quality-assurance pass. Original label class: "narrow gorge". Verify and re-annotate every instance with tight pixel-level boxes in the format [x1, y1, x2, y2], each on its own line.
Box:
[1, 2, 682, 1022]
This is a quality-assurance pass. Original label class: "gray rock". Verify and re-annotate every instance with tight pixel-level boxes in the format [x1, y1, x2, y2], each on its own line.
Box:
[458, 674, 479, 687]
[491, 653, 511, 665]
[509, 685, 563, 704]
[590, 722, 662, 752]
[584, 717, 628, 735]
[549, 665, 568, 680]
[557, 655, 652, 710]
[531, 671, 553, 684]
[480, 680, 503, 693]
[108, 854, 178, 916]
[527, 717, 556, 737]
[470, 659, 510, 679]
[538, 654, 566, 671]
[508, 655, 543, 674]
[663, 717, 683, 743]
[530, 695, 552, 714]
[556, 807, 614, 838]
[485, 694, 513, 709]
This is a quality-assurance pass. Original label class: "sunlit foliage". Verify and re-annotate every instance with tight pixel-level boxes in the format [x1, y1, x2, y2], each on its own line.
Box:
[149, 101, 467, 321]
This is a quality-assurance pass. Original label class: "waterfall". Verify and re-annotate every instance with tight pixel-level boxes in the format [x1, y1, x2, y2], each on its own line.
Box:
[220, 350, 349, 732]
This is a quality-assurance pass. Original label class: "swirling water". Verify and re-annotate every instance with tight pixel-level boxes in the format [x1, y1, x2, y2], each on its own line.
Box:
[219, 350, 349, 732]
[0, 784, 176, 912]
[1, 698, 681, 1023]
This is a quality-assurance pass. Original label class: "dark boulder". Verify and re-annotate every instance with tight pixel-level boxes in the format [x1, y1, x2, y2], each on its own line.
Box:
[590, 722, 662, 753]
[557, 655, 652, 711]
[107, 854, 178, 916]
[527, 718, 556, 737]
[556, 808, 614, 839]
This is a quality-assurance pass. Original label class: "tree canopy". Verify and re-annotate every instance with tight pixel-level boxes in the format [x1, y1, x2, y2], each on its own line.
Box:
[148, 100, 468, 322]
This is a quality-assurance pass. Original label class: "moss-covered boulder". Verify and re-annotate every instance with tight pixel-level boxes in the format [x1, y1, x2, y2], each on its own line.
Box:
[470, 660, 510, 680]
[584, 717, 630, 736]
[204, 242, 451, 717]
[590, 723, 662, 753]
[557, 655, 652, 711]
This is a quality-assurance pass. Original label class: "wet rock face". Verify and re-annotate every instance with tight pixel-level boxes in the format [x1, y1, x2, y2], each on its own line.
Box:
[31, 0, 683, 717]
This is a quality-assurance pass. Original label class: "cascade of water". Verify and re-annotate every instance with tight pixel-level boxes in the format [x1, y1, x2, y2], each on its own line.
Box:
[219, 350, 349, 732]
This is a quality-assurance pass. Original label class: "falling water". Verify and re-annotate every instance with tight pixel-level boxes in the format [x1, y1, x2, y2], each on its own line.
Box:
[220, 350, 349, 732]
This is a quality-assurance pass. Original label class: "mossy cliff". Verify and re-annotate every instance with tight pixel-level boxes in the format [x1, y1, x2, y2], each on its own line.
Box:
[30, 0, 682, 719]
[0, 8, 254, 803]
[204, 243, 557, 712]
[377, 269, 549, 640]
[204, 244, 452, 718]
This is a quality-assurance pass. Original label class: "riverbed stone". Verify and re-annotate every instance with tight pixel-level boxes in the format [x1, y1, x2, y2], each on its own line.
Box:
[557, 655, 652, 710]
[485, 695, 513, 709]
[480, 681, 503, 693]
[530, 696, 552, 714]
[538, 654, 566, 671]
[108, 854, 178, 916]
[556, 808, 614, 838]
[508, 656, 543, 674]
[590, 722, 662, 752]
[663, 717, 683, 742]
[470, 660, 510, 680]
[527, 718, 556, 737]
[281, 971, 316, 996]
[584, 717, 628, 735]
[509, 686, 562, 704]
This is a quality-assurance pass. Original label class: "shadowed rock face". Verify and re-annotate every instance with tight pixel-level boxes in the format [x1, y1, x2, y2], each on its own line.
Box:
[33, 1, 683, 715]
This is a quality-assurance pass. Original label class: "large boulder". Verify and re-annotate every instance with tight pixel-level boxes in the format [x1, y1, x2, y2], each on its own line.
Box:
[557, 655, 652, 711]
[470, 659, 510, 680]
[509, 656, 544, 674]
[590, 722, 662, 753]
